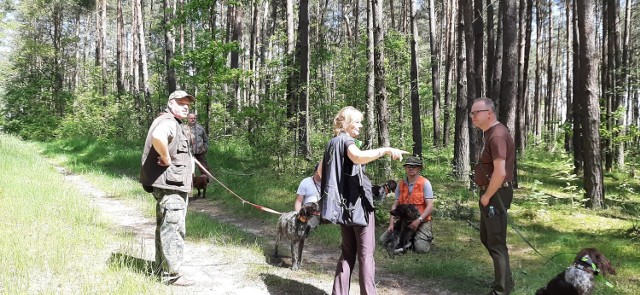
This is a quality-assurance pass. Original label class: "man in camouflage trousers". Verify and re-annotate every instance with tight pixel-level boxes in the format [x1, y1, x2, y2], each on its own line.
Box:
[140, 90, 195, 286]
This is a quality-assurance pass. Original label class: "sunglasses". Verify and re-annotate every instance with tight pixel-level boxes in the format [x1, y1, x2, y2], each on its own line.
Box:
[405, 165, 421, 169]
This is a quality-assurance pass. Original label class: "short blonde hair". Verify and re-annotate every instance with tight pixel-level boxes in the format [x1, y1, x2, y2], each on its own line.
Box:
[333, 106, 363, 136]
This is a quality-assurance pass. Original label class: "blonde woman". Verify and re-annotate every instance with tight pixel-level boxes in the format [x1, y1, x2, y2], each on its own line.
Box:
[319, 106, 407, 295]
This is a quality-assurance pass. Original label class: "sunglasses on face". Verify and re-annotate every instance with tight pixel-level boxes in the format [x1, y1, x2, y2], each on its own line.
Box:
[405, 165, 420, 169]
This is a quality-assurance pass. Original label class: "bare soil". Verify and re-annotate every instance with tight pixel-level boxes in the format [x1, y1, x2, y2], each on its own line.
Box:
[59, 167, 465, 295]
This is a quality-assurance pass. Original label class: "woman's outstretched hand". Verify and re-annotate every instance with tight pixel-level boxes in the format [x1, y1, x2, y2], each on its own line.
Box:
[384, 148, 410, 161]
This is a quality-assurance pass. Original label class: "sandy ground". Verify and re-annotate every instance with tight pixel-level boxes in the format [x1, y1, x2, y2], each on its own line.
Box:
[57, 166, 465, 295]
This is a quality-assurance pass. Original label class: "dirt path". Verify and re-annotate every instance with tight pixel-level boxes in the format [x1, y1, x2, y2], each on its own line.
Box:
[58, 166, 464, 295]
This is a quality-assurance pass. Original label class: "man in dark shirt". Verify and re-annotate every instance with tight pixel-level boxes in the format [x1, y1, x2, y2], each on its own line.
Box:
[470, 97, 515, 295]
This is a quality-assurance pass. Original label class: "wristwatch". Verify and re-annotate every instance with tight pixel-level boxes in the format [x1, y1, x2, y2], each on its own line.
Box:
[418, 216, 424, 223]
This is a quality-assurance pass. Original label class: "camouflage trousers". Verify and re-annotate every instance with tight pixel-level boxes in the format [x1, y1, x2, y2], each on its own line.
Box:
[152, 188, 188, 275]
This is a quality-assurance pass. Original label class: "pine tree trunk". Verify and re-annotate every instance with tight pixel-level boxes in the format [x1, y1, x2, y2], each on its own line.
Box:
[564, 0, 573, 153]
[164, 0, 177, 93]
[499, 0, 518, 133]
[372, 0, 391, 176]
[230, 4, 243, 112]
[116, 0, 125, 97]
[453, 0, 470, 182]
[366, 0, 375, 148]
[442, 0, 457, 147]
[410, 0, 423, 156]
[473, 0, 484, 98]
[462, 0, 479, 164]
[137, 0, 151, 123]
[296, 0, 311, 159]
[533, 0, 542, 141]
[544, 0, 554, 143]
[428, 0, 442, 148]
[576, 0, 604, 209]
[572, 0, 583, 174]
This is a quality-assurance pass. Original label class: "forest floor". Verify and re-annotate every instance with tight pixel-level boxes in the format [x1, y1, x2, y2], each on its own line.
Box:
[58, 166, 467, 295]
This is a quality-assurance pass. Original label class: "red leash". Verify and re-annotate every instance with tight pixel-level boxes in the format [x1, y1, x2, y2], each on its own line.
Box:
[194, 159, 283, 215]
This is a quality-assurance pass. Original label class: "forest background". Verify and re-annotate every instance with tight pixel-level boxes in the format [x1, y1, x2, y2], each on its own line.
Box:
[0, 0, 639, 293]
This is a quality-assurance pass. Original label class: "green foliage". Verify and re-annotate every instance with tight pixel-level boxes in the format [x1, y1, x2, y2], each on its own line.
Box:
[58, 91, 146, 141]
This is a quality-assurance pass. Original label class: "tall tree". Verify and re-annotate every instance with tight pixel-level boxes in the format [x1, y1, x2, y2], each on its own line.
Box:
[442, 0, 457, 147]
[366, 0, 375, 148]
[296, 0, 311, 159]
[116, 0, 125, 97]
[286, 0, 296, 131]
[136, 0, 151, 123]
[229, 3, 243, 112]
[533, 0, 543, 141]
[462, 0, 479, 164]
[372, 0, 391, 176]
[576, 0, 605, 208]
[498, 0, 518, 133]
[544, 0, 554, 142]
[96, 0, 107, 95]
[410, 0, 423, 156]
[428, 0, 441, 148]
[563, 0, 573, 153]
[516, 0, 533, 153]
[473, 0, 483, 98]
[571, 0, 584, 174]
[164, 0, 177, 93]
[453, 0, 470, 182]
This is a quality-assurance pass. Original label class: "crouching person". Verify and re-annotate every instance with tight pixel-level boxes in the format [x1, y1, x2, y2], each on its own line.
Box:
[379, 156, 434, 253]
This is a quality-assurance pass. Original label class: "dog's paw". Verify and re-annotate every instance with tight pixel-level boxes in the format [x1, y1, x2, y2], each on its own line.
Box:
[291, 264, 300, 271]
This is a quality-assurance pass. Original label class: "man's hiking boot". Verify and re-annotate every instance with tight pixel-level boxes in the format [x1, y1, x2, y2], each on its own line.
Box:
[169, 276, 194, 286]
[161, 273, 194, 286]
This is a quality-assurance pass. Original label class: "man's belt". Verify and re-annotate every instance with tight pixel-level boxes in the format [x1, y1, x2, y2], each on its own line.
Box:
[478, 182, 511, 191]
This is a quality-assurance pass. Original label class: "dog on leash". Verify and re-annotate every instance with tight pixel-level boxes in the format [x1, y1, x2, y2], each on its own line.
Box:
[535, 248, 616, 295]
[383, 204, 421, 255]
[274, 203, 320, 271]
[192, 174, 208, 198]
[372, 180, 397, 201]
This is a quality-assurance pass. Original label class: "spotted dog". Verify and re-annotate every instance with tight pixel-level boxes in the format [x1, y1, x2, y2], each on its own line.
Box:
[274, 203, 320, 270]
[536, 248, 616, 295]
[372, 180, 397, 202]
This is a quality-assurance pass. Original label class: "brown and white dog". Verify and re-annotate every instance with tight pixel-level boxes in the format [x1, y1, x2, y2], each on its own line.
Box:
[372, 180, 398, 202]
[536, 248, 616, 295]
[274, 203, 320, 271]
[192, 174, 208, 198]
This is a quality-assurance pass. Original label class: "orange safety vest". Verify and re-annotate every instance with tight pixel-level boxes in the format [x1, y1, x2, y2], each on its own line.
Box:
[399, 176, 432, 221]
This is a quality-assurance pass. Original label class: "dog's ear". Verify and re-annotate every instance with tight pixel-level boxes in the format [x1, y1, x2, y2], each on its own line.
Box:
[594, 252, 617, 276]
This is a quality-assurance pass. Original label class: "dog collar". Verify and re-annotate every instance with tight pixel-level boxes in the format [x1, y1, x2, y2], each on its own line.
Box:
[298, 215, 308, 223]
[573, 255, 600, 275]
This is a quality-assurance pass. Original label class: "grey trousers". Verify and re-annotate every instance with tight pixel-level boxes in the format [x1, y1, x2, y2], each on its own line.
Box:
[332, 211, 376, 295]
[153, 188, 188, 275]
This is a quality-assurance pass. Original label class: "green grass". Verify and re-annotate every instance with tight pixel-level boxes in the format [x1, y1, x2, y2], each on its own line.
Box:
[26, 134, 640, 294]
[0, 133, 166, 294]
